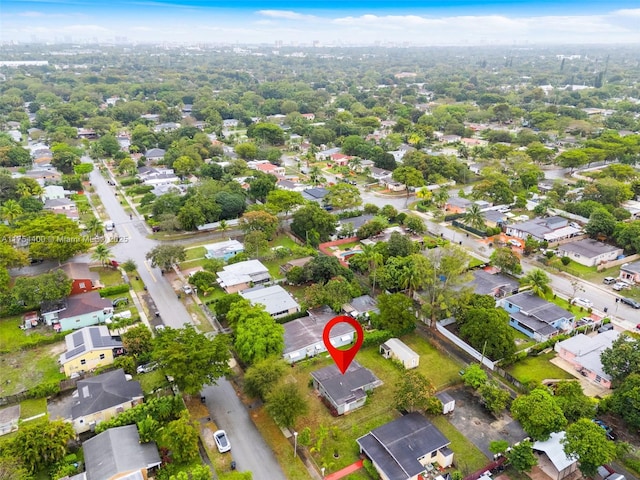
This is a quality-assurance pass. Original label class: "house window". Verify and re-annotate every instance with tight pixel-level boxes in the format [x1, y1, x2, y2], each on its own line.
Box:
[80, 359, 86, 365]
[431, 450, 437, 458]
[79, 282, 86, 289]
[508, 303, 513, 309]
[99, 354, 105, 360]
[595, 375, 602, 383]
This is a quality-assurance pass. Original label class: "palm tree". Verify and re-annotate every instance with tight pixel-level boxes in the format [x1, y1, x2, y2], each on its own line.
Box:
[217, 219, 229, 239]
[91, 244, 112, 267]
[86, 217, 104, 237]
[360, 244, 384, 293]
[463, 203, 486, 231]
[434, 188, 449, 208]
[347, 156, 362, 174]
[521, 268, 551, 297]
[1, 200, 23, 223]
[16, 183, 31, 198]
[309, 165, 323, 186]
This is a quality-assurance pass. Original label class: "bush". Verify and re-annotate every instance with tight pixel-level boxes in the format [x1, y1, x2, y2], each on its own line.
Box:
[98, 284, 130, 297]
[561, 256, 571, 266]
[528, 334, 570, 355]
[275, 310, 308, 324]
[363, 459, 381, 480]
[26, 380, 60, 399]
[120, 177, 142, 186]
[362, 329, 393, 348]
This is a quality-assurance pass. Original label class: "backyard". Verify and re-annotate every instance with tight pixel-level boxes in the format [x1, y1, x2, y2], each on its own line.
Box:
[507, 351, 574, 385]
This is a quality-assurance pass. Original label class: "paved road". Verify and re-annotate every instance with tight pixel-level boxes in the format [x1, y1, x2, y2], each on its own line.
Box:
[203, 379, 287, 480]
[88, 160, 285, 478]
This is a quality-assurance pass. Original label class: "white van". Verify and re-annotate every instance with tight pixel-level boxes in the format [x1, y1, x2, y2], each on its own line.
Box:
[104, 220, 115, 231]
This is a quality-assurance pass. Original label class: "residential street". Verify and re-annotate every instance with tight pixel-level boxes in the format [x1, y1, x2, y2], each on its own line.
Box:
[203, 379, 287, 480]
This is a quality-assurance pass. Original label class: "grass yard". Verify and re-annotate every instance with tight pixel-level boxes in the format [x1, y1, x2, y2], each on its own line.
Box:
[90, 266, 124, 286]
[19, 397, 47, 419]
[136, 370, 169, 395]
[429, 415, 488, 474]
[507, 352, 574, 385]
[0, 315, 60, 351]
[179, 258, 207, 270]
[186, 302, 214, 333]
[129, 272, 146, 293]
[185, 246, 206, 261]
[511, 329, 537, 352]
[401, 335, 464, 389]
[0, 341, 65, 396]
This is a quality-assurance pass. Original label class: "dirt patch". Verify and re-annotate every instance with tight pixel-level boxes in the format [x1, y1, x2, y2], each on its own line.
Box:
[49, 342, 66, 355]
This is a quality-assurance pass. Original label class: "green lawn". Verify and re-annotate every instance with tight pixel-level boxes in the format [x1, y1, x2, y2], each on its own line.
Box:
[507, 352, 574, 385]
[185, 246, 206, 261]
[185, 302, 214, 333]
[511, 329, 537, 352]
[401, 335, 464, 389]
[429, 415, 489, 473]
[19, 398, 47, 419]
[0, 341, 65, 396]
[0, 315, 60, 351]
[90, 266, 124, 286]
[137, 370, 169, 394]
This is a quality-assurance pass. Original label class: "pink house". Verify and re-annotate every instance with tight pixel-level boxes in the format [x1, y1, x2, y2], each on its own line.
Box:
[254, 162, 285, 177]
[554, 330, 619, 389]
[330, 153, 352, 166]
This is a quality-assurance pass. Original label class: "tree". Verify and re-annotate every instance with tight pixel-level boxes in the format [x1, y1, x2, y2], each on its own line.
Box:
[161, 410, 200, 463]
[506, 440, 538, 473]
[511, 388, 567, 440]
[392, 166, 425, 202]
[405, 215, 426, 234]
[73, 163, 94, 176]
[601, 334, 640, 384]
[324, 183, 362, 210]
[247, 122, 285, 145]
[478, 381, 511, 416]
[228, 303, 285, 365]
[152, 325, 231, 395]
[0, 456, 30, 480]
[243, 356, 287, 400]
[18, 213, 91, 262]
[585, 207, 617, 239]
[305, 255, 350, 284]
[521, 268, 551, 297]
[98, 134, 121, 157]
[387, 231, 418, 258]
[290, 203, 337, 246]
[240, 210, 279, 240]
[553, 380, 597, 422]
[121, 258, 137, 273]
[173, 155, 200, 177]
[86, 216, 104, 237]
[463, 203, 486, 231]
[248, 173, 277, 203]
[235, 142, 258, 160]
[562, 418, 617, 478]
[394, 370, 439, 413]
[556, 149, 588, 171]
[122, 324, 153, 359]
[2, 419, 74, 472]
[489, 440, 510, 455]
[458, 307, 516, 361]
[52, 148, 80, 174]
[12, 270, 72, 306]
[146, 245, 186, 272]
[375, 293, 416, 336]
[91, 244, 112, 267]
[0, 199, 22, 223]
[461, 364, 488, 389]
[265, 382, 308, 429]
[607, 373, 640, 429]
[265, 189, 305, 216]
[490, 247, 522, 274]
[244, 230, 269, 258]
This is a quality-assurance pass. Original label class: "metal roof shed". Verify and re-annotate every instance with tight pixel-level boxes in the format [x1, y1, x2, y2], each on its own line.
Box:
[380, 338, 419, 369]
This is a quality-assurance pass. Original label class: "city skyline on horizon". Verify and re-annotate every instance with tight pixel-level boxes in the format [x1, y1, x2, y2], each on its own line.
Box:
[2, 1, 640, 46]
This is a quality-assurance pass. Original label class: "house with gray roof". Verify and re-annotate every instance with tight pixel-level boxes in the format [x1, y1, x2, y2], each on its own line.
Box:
[342, 294, 379, 318]
[80, 424, 161, 480]
[283, 306, 355, 363]
[239, 285, 300, 318]
[555, 330, 619, 389]
[470, 270, 519, 298]
[357, 413, 454, 480]
[505, 216, 580, 243]
[315, 147, 341, 161]
[499, 291, 575, 341]
[557, 239, 623, 267]
[144, 148, 165, 161]
[59, 326, 124, 377]
[302, 187, 329, 203]
[41, 291, 114, 332]
[311, 361, 382, 415]
[444, 196, 472, 213]
[71, 369, 143, 434]
[216, 259, 271, 293]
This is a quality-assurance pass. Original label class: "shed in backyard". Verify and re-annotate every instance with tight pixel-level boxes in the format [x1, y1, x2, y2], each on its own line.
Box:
[380, 338, 419, 369]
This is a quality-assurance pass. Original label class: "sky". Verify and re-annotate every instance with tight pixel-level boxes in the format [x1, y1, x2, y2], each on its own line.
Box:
[2, 0, 640, 45]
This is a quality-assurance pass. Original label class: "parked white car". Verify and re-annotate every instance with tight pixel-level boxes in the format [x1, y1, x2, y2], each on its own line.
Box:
[613, 282, 630, 291]
[508, 239, 522, 248]
[214, 430, 231, 453]
[572, 297, 593, 308]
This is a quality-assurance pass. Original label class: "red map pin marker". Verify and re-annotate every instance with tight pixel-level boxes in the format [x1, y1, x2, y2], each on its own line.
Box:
[323, 315, 364, 374]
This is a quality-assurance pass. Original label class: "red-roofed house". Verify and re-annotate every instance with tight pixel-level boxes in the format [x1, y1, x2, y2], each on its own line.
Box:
[301, 113, 316, 121]
[254, 162, 285, 177]
[330, 153, 352, 166]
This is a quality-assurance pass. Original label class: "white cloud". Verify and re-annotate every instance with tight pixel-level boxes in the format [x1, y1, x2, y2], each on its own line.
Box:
[258, 10, 317, 21]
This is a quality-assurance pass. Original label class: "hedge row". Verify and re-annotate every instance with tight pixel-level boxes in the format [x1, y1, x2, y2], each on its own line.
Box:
[99, 284, 130, 297]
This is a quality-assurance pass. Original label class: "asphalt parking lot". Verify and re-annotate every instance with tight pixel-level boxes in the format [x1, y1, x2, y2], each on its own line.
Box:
[443, 386, 527, 458]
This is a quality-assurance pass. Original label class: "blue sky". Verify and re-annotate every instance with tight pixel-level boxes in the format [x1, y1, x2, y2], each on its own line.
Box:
[2, 0, 640, 45]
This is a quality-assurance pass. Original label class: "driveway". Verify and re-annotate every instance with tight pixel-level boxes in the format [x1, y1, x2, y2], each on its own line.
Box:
[443, 386, 527, 458]
[203, 379, 286, 480]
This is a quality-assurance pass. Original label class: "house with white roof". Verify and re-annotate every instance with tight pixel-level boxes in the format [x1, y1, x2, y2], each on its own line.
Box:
[505, 216, 581, 243]
[216, 259, 271, 293]
[204, 240, 244, 261]
[554, 330, 619, 389]
[239, 285, 300, 318]
[532, 432, 578, 480]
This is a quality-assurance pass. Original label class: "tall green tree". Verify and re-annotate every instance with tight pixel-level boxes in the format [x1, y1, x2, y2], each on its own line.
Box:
[375, 293, 416, 336]
[161, 410, 200, 463]
[553, 380, 597, 422]
[607, 373, 640, 429]
[392, 166, 425, 203]
[243, 356, 288, 401]
[490, 246, 522, 274]
[240, 210, 279, 240]
[152, 325, 231, 395]
[91, 244, 112, 267]
[521, 268, 551, 297]
[122, 324, 154, 359]
[394, 370, 440, 414]
[290, 203, 338, 246]
[12, 270, 72, 306]
[324, 183, 362, 210]
[506, 440, 538, 473]
[562, 418, 617, 478]
[601, 334, 640, 384]
[511, 388, 567, 440]
[18, 213, 91, 262]
[463, 203, 486, 231]
[265, 382, 308, 429]
[146, 245, 186, 272]
[228, 303, 285, 365]
[585, 207, 618, 239]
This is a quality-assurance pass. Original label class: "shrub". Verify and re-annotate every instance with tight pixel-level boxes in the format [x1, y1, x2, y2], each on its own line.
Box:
[26, 380, 60, 399]
[362, 329, 393, 348]
[98, 284, 130, 297]
[127, 185, 154, 195]
[561, 256, 571, 266]
[363, 459, 381, 480]
[120, 177, 141, 186]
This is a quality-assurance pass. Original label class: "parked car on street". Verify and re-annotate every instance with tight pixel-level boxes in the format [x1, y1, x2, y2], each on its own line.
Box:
[214, 430, 231, 453]
[572, 297, 593, 309]
[621, 297, 640, 309]
[603, 277, 617, 285]
[613, 282, 630, 291]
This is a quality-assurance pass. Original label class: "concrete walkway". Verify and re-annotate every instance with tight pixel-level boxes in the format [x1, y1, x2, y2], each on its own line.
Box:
[324, 460, 364, 480]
